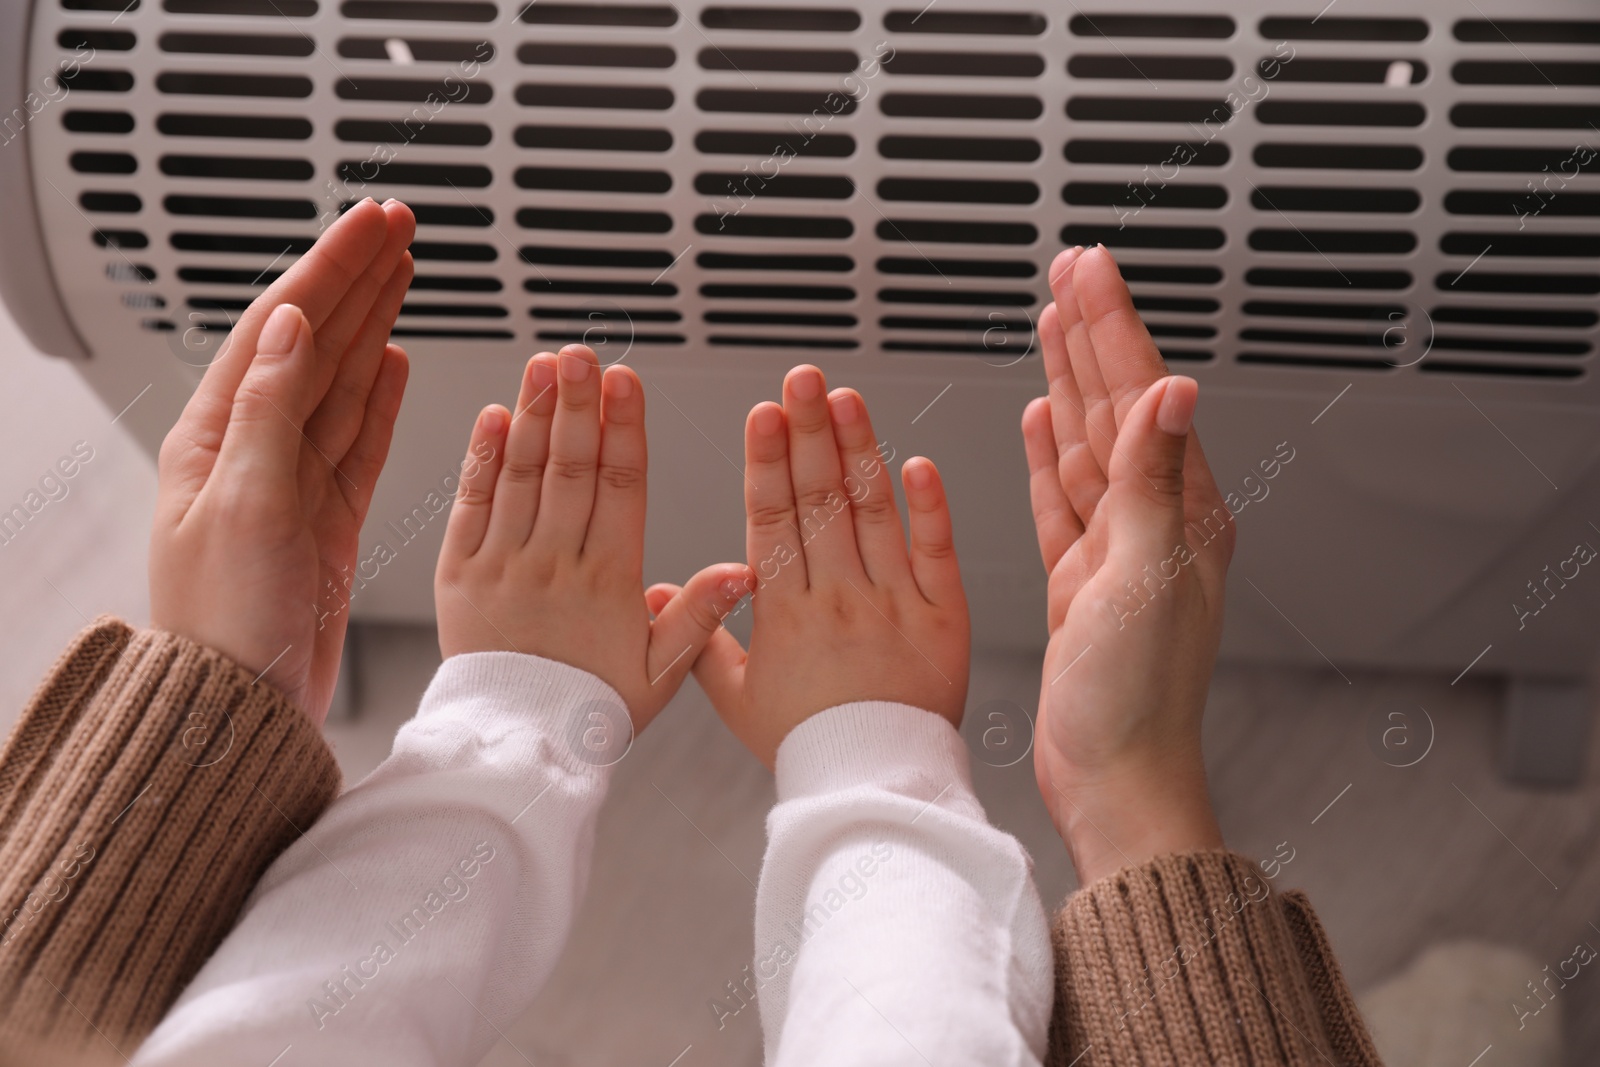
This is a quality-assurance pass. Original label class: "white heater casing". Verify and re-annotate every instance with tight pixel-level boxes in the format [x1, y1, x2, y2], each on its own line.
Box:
[5, 0, 1600, 678]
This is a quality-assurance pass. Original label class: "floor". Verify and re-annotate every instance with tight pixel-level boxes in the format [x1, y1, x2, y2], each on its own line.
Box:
[325, 626, 1600, 1067]
[4, 321, 1600, 1066]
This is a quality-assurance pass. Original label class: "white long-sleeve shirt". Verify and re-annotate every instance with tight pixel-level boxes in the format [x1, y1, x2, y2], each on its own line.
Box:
[134, 654, 1051, 1066]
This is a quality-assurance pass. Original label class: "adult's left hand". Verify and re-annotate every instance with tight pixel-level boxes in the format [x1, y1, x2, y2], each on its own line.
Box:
[150, 198, 416, 726]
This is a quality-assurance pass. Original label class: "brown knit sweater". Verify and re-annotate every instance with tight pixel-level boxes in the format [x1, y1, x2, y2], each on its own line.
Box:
[1049, 850, 1383, 1066]
[0, 621, 1378, 1065]
[0, 618, 340, 1062]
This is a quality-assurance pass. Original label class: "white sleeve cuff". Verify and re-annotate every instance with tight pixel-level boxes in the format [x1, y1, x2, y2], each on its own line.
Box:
[412, 651, 634, 778]
[773, 701, 981, 818]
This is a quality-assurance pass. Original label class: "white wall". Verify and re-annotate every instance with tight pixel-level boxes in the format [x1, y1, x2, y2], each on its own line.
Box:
[0, 301, 154, 732]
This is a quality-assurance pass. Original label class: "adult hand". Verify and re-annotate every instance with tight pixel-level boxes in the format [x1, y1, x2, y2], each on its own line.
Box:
[150, 198, 417, 727]
[1022, 245, 1234, 885]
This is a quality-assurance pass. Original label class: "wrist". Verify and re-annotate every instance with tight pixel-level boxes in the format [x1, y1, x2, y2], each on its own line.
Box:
[1049, 762, 1223, 886]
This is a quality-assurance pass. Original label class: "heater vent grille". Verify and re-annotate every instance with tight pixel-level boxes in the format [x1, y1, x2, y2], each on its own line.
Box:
[24, 0, 1600, 395]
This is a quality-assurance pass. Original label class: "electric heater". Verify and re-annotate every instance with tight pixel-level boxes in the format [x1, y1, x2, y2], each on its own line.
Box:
[4, 0, 1599, 715]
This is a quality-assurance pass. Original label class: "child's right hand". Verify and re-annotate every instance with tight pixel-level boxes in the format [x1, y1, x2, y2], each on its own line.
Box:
[666, 365, 970, 769]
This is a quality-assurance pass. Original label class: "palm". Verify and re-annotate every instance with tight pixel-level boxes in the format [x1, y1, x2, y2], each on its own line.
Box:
[1035, 481, 1225, 812]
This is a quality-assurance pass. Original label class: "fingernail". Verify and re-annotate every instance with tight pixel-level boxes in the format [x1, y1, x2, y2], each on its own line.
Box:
[258, 304, 301, 355]
[1156, 377, 1196, 437]
[831, 392, 860, 423]
[529, 356, 558, 392]
[905, 461, 933, 490]
[753, 404, 782, 436]
[481, 406, 506, 434]
[560, 352, 591, 382]
[1052, 247, 1086, 288]
[789, 368, 823, 400]
[607, 367, 634, 398]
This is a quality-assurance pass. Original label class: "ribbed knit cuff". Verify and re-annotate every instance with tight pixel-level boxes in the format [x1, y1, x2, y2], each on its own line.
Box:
[773, 701, 979, 817]
[0, 617, 341, 1055]
[420, 651, 632, 779]
[1279, 889, 1386, 1067]
[1048, 850, 1377, 1067]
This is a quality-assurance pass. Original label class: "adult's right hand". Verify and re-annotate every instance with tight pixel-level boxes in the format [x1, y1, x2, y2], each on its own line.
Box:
[149, 198, 416, 727]
[1021, 245, 1234, 886]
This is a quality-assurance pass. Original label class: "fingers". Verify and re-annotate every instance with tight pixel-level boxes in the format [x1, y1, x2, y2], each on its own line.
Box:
[1050, 249, 1118, 477]
[303, 250, 414, 464]
[744, 401, 806, 597]
[310, 200, 418, 378]
[532, 345, 603, 553]
[901, 458, 964, 607]
[1107, 376, 1195, 557]
[646, 562, 753, 697]
[483, 353, 558, 552]
[689, 575, 752, 721]
[644, 582, 679, 617]
[1180, 431, 1234, 567]
[1021, 398, 1082, 572]
[1040, 299, 1108, 526]
[165, 199, 393, 495]
[693, 628, 749, 723]
[586, 365, 648, 568]
[827, 388, 911, 588]
[1071, 245, 1171, 429]
[336, 343, 410, 517]
[209, 305, 317, 498]
[1040, 296, 1086, 456]
[783, 366, 863, 584]
[440, 405, 509, 560]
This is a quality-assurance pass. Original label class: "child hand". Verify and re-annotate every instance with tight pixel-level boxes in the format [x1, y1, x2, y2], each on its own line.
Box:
[1022, 246, 1233, 885]
[149, 199, 415, 726]
[434, 345, 750, 733]
[673, 365, 969, 769]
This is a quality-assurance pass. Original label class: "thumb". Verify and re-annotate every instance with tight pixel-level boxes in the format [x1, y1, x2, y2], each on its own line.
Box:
[1106, 375, 1194, 553]
[646, 562, 752, 698]
[212, 304, 319, 497]
[644, 582, 678, 617]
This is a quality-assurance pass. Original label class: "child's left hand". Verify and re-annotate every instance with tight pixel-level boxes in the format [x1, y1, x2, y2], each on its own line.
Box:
[434, 345, 750, 732]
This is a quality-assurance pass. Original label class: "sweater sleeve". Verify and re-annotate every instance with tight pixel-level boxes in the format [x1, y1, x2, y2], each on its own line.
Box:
[133, 650, 623, 1067]
[1046, 850, 1384, 1067]
[752, 702, 1053, 1067]
[0, 617, 341, 1059]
